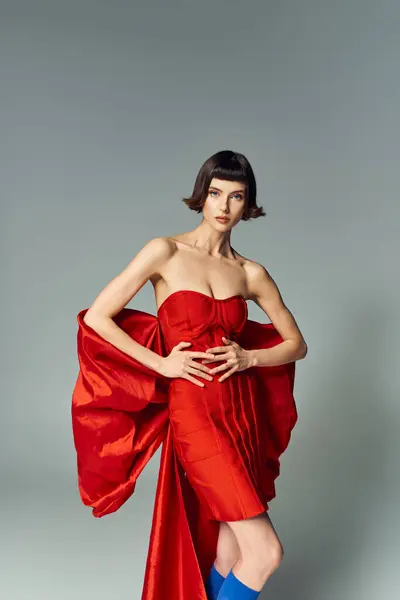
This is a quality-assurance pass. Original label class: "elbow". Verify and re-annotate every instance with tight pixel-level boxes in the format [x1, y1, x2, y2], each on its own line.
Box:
[83, 310, 94, 326]
[296, 340, 308, 361]
[83, 309, 103, 329]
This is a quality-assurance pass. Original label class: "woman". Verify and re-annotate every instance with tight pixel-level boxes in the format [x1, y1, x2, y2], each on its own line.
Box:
[71, 150, 307, 600]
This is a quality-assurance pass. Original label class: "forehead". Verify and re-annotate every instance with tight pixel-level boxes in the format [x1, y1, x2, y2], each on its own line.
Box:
[209, 178, 247, 192]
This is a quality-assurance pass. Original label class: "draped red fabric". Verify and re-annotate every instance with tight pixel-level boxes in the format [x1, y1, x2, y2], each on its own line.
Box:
[71, 305, 297, 599]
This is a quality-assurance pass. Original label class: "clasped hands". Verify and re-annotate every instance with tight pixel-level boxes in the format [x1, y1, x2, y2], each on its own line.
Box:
[160, 337, 252, 387]
[201, 336, 252, 382]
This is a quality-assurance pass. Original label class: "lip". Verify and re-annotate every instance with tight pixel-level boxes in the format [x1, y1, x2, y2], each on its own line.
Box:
[215, 216, 230, 223]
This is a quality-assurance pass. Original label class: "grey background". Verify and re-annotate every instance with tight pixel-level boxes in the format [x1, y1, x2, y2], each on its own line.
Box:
[2, 0, 399, 598]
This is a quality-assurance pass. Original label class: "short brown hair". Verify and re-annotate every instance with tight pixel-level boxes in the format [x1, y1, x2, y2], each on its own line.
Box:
[182, 150, 266, 221]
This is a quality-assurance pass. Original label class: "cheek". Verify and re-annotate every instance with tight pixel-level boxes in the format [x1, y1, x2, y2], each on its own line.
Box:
[234, 205, 245, 220]
[202, 197, 215, 214]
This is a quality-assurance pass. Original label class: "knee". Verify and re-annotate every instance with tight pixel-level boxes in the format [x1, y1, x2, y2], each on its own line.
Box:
[268, 541, 284, 572]
[247, 540, 284, 577]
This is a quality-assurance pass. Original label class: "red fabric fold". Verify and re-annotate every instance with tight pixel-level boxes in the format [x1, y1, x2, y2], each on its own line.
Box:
[71, 307, 297, 599]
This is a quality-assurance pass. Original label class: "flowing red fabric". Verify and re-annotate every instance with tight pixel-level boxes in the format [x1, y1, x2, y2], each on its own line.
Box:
[71, 296, 297, 599]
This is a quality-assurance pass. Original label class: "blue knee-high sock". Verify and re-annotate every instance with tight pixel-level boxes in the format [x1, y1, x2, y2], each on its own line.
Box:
[217, 568, 260, 600]
[205, 563, 226, 600]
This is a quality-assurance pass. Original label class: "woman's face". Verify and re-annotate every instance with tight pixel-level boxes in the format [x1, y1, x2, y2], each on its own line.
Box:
[202, 178, 247, 230]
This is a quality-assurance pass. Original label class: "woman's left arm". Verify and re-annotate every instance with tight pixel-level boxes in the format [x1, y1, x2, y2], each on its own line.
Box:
[246, 262, 308, 368]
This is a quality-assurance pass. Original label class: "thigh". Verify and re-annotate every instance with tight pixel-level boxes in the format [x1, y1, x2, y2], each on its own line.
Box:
[226, 511, 282, 557]
[217, 521, 240, 558]
[215, 522, 241, 575]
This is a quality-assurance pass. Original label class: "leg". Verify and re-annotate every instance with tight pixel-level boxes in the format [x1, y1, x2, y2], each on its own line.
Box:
[214, 521, 241, 576]
[206, 522, 241, 599]
[219, 510, 284, 597]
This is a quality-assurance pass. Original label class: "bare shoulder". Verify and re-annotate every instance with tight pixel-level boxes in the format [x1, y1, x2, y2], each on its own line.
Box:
[140, 236, 176, 260]
[243, 257, 270, 281]
[83, 237, 177, 321]
[231, 249, 268, 279]
[127, 236, 177, 281]
[240, 256, 280, 301]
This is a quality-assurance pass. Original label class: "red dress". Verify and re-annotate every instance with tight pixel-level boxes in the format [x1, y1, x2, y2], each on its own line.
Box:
[71, 290, 298, 599]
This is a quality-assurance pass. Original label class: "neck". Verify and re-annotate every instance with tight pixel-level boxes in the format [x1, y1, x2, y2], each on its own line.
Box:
[186, 218, 234, 259]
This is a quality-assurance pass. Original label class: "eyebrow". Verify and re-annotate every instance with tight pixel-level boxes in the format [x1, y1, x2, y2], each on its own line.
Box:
[209, 186, 245, 193]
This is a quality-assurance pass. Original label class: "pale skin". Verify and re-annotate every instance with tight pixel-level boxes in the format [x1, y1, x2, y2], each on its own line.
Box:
[84, 177, 307, 592]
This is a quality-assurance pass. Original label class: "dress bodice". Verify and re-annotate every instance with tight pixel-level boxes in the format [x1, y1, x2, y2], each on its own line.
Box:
[157, 290, 248, 353]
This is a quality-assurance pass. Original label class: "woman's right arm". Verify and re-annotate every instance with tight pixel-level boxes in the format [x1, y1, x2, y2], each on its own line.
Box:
[83, 237, 172, 375]
[82, 238, 216, 385]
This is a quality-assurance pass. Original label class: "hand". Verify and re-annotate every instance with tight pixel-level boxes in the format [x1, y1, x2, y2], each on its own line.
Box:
[159, 341, 216, 387]
[202, 337, 252, 382]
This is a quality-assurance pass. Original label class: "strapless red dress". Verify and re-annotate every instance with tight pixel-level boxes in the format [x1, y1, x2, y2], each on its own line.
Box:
[71, 290, 298, 600]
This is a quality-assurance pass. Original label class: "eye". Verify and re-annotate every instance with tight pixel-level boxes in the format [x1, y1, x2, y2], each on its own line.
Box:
[233, 194, 244, 200]
[209, 190, 218, 196]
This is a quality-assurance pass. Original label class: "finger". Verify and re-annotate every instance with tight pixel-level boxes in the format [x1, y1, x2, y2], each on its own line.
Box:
[200, 357, 220, 364]
[177, 341, 192, 348]
[205, 346, 228, 354]
[189, 360, 214, 374]
[222, 337, 237, 346]
[187, 351, 216, 360]
[184, 373, 205, 387]
[206, 353, 230, 363]
[186, 365, 213, 381]
[209, 358, 236, 374]
[208, 362, 230, 374]
[218, 365, 238, 382]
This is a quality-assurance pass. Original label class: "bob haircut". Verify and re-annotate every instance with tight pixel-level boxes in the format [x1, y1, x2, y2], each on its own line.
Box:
[182, 150, 266, 221]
